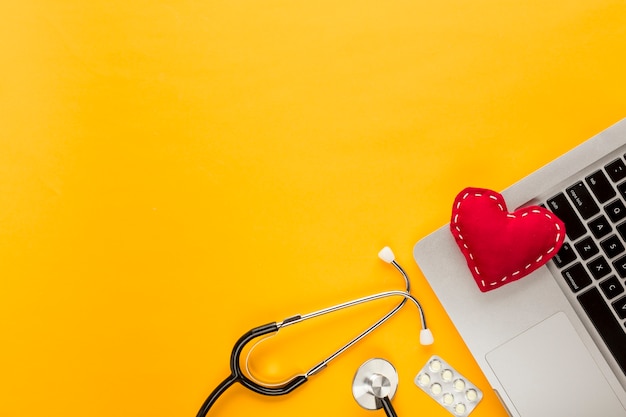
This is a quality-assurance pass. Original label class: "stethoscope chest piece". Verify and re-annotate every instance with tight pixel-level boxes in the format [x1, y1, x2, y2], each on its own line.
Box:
[352, 358, 399, 415]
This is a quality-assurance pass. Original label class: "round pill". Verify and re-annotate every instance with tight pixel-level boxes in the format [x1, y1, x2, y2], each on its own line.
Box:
[466, 388, 478, 402]
[429, 359, 442, 372]
[441, 369, 453, 382]
[453, 379, 466, 391]
[430, 383, 442, 396]
[454, 403, 467, 415]
[417, 373, 431, 386]
[442, 393, 454, 405]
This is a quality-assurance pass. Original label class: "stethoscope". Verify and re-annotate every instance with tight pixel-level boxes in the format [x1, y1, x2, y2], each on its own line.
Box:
[196, 247, 433, 417]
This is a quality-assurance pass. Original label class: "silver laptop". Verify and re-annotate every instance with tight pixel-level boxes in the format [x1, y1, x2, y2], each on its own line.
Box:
[413, 118, 626, 417]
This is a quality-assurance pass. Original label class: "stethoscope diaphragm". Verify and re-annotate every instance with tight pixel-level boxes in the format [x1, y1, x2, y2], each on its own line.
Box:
[352, 358, 399, 416]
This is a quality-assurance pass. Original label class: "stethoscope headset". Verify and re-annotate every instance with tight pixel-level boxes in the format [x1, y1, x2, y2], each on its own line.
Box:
[196, 247, 433, 417]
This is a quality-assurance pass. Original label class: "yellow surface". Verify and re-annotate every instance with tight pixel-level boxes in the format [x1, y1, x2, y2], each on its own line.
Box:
[1, 1, 626, 416]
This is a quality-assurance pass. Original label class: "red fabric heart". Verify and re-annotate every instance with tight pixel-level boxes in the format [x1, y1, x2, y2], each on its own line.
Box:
[450, 187, 565, 292]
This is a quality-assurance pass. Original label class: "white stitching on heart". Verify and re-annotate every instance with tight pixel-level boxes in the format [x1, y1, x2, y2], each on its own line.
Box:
[452, 190, 562, 291]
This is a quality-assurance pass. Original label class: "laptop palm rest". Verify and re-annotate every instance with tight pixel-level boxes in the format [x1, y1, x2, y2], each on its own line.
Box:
[486, 312, 625, 416]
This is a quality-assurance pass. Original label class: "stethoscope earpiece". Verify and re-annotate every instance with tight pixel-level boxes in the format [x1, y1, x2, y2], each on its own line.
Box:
[420, 328, 434, 346]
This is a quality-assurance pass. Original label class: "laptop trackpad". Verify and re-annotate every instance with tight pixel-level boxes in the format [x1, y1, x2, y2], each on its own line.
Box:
[486, 312, 625, 416]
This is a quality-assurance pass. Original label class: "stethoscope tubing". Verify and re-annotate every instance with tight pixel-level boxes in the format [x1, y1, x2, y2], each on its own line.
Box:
[281, 289, 427, 378]
[381, 396, 398, 417]
[279, 260, 415, 376]
[196, 322, 308, 417]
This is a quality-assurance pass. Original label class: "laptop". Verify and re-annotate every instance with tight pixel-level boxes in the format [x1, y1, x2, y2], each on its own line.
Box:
[413, 118, 626, 417]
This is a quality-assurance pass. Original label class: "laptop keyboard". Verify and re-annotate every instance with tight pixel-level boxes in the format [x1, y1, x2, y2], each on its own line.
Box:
[544, 155, 626, 377]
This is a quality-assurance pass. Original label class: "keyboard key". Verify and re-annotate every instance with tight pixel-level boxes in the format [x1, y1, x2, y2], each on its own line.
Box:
[586, 170, 617, 203]
[578, 288, 626, 375]
[566, 181, 600, 219]
[600, 235, 625, 258]
[562, 263, 592, 292]
[605, 199, 626, 222]
[588, 256, 611, 280]
[617, 221, 626, 242]
[617, 182, 626, 201]
[613, 296, 626, 319]
[600, 276, 624, 300]
[547, 193, 586, 241]
[605, 158, 626, 183]
[588, 215, 612, 239]
[612, 254, 626, 278]
[574, 236, 599, 260]
[552, 242, 576, 268]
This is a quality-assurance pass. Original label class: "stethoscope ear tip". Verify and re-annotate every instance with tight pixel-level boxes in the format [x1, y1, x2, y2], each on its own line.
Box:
[378, 247, 396, 263]
[420, 328, 434, 346]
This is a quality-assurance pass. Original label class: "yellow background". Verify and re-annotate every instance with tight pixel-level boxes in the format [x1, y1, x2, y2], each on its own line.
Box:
[1, 1, 625, 416]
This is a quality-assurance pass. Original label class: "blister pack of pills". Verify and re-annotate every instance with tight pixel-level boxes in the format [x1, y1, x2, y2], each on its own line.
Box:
[414, 355, 483, 416]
